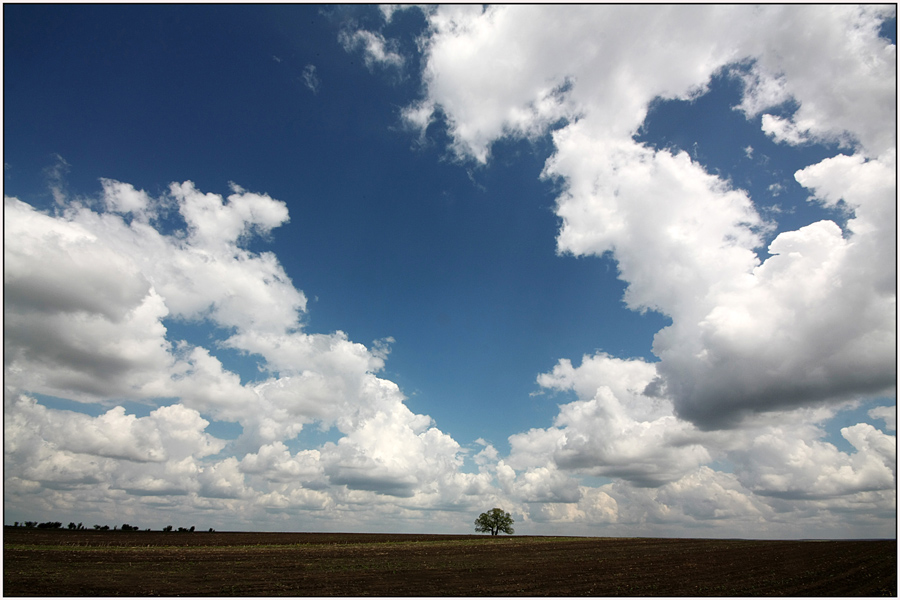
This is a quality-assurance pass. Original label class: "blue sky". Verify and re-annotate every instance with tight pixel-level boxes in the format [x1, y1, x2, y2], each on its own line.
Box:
[4, 5, 896, 538]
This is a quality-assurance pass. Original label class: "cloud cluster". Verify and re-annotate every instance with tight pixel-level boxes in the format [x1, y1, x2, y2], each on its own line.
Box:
[6, 395, 223, 495]
[11, 177, 876, 536]
[509, 354, 709, 488]
[4, 181, 488, 529]
[5, 5, 895, 537]
[397, 4, 896, 429]
[506, 352, 895, 537]
[349, 4, 894, 535]
[666, 152, 895, 427]
[734, 5, 895, 157]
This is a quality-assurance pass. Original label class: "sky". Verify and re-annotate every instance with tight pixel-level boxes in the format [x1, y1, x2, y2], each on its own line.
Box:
[3, 4, 896, 538]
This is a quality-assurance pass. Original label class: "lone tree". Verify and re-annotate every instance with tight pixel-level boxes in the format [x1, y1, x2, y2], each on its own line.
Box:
[474, 508, 515, 536]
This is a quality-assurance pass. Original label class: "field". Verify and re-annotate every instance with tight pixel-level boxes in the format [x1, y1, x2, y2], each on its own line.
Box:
[3, 528, 895, 596]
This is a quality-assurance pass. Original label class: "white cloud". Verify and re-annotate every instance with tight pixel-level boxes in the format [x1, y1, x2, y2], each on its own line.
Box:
[338, 29, 404, 72]
[173, 180, 291, 254]
[760, 113, 809, 145]
[663, 151, 896, 427]
[535, 487, 619, 524]
[3, 181, 310, 406]
[506, 351, 895, 532]
[734, 66, 791, 119]
[656, 467, 763, 522]
[381, 6, 895, 536]
[4, 198, 175, 400]
[869, 406, 896, 432]
[736, 5, 896, 157]
[165, 346, 257, 429]
[378, 5, 416, 24]
[239, 442, 324, 484]
[401, 4, 895, 431]
[101, 177, 153, 217]
[509, 354, 709, 487]
[5, 394, 225, 502]
[505, 466, 582, 504]
[302, 64, 320, 93]
[405, 5, 763, 163]
[318, 386, 472, 500]
[198, 457, 251, 499]
[44, 153, 70, 205]
[548, 134, 763, 318]
[730, 423, 896, 501]
[4, 6, 895, 537]
[4, 195, 152, 322]
[4, 180, 489, 529]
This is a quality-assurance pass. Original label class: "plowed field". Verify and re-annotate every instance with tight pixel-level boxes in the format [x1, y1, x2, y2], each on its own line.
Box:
[4, 528, 895, 596]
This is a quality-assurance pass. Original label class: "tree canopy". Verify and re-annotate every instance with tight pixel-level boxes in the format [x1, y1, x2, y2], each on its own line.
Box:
[474, 508, 515, 535]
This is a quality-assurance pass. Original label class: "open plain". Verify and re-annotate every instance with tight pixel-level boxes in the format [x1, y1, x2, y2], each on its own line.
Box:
[3, 528, 896, 596]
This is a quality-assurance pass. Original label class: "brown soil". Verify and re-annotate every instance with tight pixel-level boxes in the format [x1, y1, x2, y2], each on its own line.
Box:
[3, 528, 896, 596]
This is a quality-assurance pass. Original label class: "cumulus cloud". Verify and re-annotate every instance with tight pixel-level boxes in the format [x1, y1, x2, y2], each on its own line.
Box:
[869, 406, 896, 432]
[384, 4, 894, 535]
[527, 487, 618, 525]
[5, 395, 224, 500]
[509, 353, 709, 488]
[5, 5, 895, 537]
[760, 114, 809, 146]
[731, 423, 896, 501]
[240, 442, 324, 484]
[664, 150, 896, 427]
[734, 5, 896, 157]
[656, 468, 764, 522]
[401, 4, 895, 429]
[4, 180, 484, 529]
[500, 352, 895, 535]
[5, 198, 173, 400]
[4, 180, 308, 404]
[404, 5, 758, 163]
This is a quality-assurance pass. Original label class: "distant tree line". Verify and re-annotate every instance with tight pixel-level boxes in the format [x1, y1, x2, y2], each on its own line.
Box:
[10, 521, 214, 532]
[13, 521, 66, 529]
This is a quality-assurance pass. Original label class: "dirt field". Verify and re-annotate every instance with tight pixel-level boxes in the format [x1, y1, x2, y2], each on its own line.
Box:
[3, 528, 896, 596]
